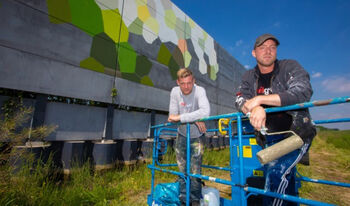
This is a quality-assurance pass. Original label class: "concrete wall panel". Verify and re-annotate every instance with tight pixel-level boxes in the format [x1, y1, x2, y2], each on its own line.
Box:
[45, 102, 106, 141]
[0, 46, 114, 103]
[114, 77, 170, 111]
[113, 110, 151, 140]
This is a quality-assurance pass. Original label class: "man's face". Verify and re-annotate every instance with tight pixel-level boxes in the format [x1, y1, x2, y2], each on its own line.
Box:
[177, 75, 194, 95]
[252, 39, 277, 67]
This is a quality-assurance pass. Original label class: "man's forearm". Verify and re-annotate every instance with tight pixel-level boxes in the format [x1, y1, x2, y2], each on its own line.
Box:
[257, 94, 281, 107]
[243, 94, 281, 114]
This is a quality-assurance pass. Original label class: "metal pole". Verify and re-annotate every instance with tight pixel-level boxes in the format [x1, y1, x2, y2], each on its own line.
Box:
[265, 96, 350, 113]
[148, 165, 184, 177]
[150, 128, 158, 201]
[297, 176, 350, 188]
[186, 123, 191, 206]
[237, 115, 246, 206]
[228, 118, 235, 205]
[314, 118, 350, 124]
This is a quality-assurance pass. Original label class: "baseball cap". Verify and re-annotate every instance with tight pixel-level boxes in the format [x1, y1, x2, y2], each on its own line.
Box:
[254, 34, 280, 48]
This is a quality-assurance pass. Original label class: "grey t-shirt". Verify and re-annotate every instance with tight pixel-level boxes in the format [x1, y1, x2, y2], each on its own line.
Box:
[169, 84, 210, 138]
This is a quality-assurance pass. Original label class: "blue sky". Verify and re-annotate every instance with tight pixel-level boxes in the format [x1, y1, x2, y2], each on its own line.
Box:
[172, 0, 350, 130]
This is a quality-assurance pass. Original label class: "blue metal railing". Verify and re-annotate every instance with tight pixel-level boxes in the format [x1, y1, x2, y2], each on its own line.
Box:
[148, 96, 350, 206]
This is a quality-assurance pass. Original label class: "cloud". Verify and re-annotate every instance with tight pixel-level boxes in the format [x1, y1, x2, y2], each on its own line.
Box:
[244, 65, 250, 69]
[235, 39, 243, 47]
[311, 72, 322, 78]
[322, 76, 350, 93]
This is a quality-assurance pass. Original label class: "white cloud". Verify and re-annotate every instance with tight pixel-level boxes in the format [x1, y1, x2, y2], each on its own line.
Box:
[235, 39, 243, 47]
[311, 72, 322, 78]
[322, 76, 350, 93]
[244, 65, 250, 69]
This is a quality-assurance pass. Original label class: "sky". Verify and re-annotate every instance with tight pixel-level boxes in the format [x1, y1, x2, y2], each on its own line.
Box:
[171, 0, 350, 130]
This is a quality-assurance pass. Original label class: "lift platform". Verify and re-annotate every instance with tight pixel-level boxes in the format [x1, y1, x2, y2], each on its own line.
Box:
[148, 96, 350, 206]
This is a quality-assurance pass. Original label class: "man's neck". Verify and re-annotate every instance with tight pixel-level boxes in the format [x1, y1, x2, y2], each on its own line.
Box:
[258, 64, 274, 74]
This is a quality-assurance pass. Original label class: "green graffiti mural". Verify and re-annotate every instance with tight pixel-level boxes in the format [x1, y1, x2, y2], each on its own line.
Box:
[90, 32, 117, 70]
[157, 44, 172, 66]
[46, 0, 220, 86]
[69, 0, 104, 36]
[118, 42, 137, 74]
[47, 0, 71, 24]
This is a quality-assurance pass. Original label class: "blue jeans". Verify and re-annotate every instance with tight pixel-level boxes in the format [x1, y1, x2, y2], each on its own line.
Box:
[175, 134, 204, 203]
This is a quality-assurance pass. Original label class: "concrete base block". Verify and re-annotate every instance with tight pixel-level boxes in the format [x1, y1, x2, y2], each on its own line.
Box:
[140, 138, 154, 162]
[47, 141, 64, 169]
[116, 139, 141, 165]
[92, 140, 117, 170]
[10, 141, 51, 173]
[204, 135, 213, 150]
[218, 136, 225, 149]
[61, 141, 93, 175]
[160, 137, 175, 154]
[212, 136, 220, 150]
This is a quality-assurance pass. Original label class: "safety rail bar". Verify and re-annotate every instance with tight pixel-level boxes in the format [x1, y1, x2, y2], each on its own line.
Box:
[148, 96, 350, 206]
[153, 128, 177, 167]
[296, 171, 350, 188]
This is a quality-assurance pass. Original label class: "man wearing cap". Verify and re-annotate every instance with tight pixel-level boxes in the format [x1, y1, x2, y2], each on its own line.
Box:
[235, 34, 316, 206]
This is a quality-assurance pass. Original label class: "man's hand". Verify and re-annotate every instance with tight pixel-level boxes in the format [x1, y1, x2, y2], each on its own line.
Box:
[243, 95, 281, 114]
[242, 96, 261, 114]
[168, 114, 180, 122]
[195, 121, 207, 133]
[249, 106, 266, 131]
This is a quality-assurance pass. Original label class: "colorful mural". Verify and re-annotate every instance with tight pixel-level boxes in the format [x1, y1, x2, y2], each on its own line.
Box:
[46, 0, 219, 86]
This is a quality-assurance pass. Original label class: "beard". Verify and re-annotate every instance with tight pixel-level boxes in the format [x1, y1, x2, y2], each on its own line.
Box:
[257, 56, 276, 67]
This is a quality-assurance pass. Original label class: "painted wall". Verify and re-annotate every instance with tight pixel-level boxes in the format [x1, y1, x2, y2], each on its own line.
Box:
[0, 0, 246, 140]
[45, 0, 220, 82]
[0, 0, 245, 114]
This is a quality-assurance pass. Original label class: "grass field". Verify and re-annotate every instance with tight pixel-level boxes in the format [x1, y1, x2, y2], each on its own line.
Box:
[0, 129, 349, 205]
[298, 128, 350, 205]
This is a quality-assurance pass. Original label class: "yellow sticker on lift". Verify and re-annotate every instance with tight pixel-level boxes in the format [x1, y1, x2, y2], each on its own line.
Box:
[237, 146, 252, 158]
[249, 138, 257, 145]
[253, 170, 264, 177]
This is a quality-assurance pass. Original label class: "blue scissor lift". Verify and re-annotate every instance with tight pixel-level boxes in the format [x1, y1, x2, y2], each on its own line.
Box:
[148, 96, 350, 206]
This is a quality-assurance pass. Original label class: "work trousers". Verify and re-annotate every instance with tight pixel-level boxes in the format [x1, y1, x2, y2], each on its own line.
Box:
[263, 140, 310, 206]
[175, 134, 204, 203]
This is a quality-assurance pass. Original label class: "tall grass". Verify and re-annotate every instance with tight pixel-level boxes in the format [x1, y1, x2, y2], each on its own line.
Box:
[1, 128, 348, 205]
[0, 144, 232, 206]
[0, 97, 58, 205]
